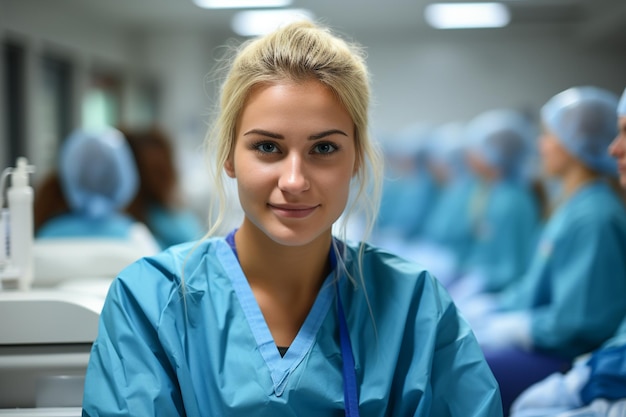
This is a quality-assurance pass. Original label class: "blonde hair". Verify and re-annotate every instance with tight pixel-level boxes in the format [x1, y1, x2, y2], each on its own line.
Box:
[203, 20, 383, 285]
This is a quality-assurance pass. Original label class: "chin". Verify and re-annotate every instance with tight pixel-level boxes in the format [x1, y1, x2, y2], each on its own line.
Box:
[263, 223, 332, 248]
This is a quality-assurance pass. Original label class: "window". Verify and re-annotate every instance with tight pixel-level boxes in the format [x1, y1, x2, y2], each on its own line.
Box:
[3, 39, 27, 165]
[82, 71, 122, 130]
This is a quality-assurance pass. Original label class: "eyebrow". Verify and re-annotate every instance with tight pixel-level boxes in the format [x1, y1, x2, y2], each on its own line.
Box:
[243, 128, 348, 140]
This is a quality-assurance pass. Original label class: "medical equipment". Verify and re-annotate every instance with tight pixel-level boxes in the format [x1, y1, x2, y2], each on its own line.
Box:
[0, 159, 106, 416]
[0, 157, 35, 291]
[0, 289, 103, 416]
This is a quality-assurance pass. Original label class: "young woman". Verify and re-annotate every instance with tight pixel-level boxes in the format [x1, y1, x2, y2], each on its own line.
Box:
[472, 86, 626, 414]
[82, 21, 501, 416]
[508, 87, 626, 417]
[448, 109, 541, 299]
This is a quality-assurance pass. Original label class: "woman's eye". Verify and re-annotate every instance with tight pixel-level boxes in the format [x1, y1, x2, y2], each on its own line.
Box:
[313, 143, 337, 154]
[256, 142, 278, 153]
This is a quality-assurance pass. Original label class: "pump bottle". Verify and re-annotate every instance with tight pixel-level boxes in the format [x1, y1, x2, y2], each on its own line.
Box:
[5, 157, 35, 290]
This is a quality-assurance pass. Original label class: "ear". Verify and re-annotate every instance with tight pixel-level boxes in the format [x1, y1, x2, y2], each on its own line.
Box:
[352, 154, 361, 177]
[224, 157, 236, 178]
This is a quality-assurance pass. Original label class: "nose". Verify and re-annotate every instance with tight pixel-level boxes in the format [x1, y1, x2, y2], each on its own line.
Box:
[609, 135, 624, 158]
[278, 154, 310, 194]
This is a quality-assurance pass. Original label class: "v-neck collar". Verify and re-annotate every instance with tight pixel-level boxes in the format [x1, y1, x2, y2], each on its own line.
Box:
[215, 239, 337, 397]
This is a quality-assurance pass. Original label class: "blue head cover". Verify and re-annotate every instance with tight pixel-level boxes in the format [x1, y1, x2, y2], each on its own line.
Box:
[466, 109, 536, 181]
[429, 122, 468, 176]
[386, 122, 434, 159]
[541, 86, 619, 176]
[619, 87, 626, 117]
[59, 127, 139, 219]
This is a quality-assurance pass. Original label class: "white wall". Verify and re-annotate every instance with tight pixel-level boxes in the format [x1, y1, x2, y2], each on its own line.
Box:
[365, 31, 626, 132]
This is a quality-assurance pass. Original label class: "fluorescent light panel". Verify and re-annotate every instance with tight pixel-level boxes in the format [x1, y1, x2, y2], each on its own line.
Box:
[425, 3, 511, 29]
[231, 9, 315, 37]
[193, 0, 291, 9]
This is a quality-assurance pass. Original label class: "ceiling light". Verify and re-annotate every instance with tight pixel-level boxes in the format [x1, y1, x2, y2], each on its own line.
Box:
[231, 9, 315, 37]
[424, 3, 511, 29]
[193, 0, 291, 9]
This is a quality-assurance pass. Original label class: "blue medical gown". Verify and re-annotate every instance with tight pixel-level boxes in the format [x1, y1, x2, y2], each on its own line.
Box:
[146, 204, 204, 249]
[82, 238, 502, 416]
[422, 176, 477, 265]
[376, 169, 438, 241]
[498, 181, 626, 358]
[463, 180, 540, 293]
[37, 213, 135, 239]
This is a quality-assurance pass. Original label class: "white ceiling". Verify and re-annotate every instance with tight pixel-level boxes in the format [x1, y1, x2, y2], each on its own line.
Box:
[7, 0, 626, 46]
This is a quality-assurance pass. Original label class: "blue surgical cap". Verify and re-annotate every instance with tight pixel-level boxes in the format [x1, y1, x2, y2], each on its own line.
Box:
[59, 127, 139, 219]
[466, 109, 536, 181]
[541, 86, 618, 176]
[619, 87, 626, 116]
[430, 122, 468, 175]
[385, 122, 434, 162]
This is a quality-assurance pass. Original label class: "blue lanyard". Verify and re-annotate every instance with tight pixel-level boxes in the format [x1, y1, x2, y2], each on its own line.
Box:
[336, 284, 360, 417]
[225, 231, 360, 416]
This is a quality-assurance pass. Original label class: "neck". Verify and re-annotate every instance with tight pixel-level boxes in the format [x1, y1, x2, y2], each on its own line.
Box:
[234, 220, 332, 298]
[560, 163, 599, 198]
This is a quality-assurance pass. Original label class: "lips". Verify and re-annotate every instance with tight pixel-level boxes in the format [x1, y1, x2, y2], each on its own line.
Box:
[268, 203, 320, 219]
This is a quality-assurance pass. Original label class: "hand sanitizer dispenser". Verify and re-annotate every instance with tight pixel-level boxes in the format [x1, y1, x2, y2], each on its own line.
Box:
[0, 157, 35, 290]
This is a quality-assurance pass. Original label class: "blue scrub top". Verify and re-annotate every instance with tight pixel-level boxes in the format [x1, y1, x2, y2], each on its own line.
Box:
[376, 169, 438, 241]
[146, 204, 204, 250]
[499, 181, 626, 358]
[463, 180, 541, 293]
[37, 212, 136, 239]
[83, 237, 502, 416]
[422, 175, 477, 264]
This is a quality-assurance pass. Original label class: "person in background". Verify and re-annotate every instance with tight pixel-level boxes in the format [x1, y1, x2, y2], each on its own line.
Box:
[448, 109, 541, 301]
[82, 21, 502, 416]
[121, 126, 205, 250]
[410, 121, 477, 287]
[470, 86, 626, 415]
[35, 127, 160, 255]
[372, 122, 438, 250]
[508, 87, 626, 417]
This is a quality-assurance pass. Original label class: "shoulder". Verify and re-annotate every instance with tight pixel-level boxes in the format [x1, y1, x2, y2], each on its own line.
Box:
[344, 240, 430, 279]
[342, 240, 449, 315]
[563, 184, 626, 228]
[492, 182, 536, 207]
[546, 186, 626, 248]
[113, 237, 226, 298]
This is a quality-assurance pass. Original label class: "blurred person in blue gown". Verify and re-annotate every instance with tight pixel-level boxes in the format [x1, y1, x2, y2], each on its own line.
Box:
[469, 86, 626, 415]
[448, 109, 542, 301]
[121, 126, 205, 250]
[373, 122, 439, 251]
[34, 127, 160, 254]
[411, 121, 478, 287]
[82, 21, 502, 417]
[508, 87, 626, 417]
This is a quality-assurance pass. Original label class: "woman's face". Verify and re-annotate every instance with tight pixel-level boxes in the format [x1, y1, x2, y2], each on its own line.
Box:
[465, 151, 498, 181]
[225, 80, 357, 247]
[539, 127, 577, 178]
[609, 116, 626, 187]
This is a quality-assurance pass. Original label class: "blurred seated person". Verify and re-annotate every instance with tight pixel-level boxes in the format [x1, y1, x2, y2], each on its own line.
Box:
[508, 87, 626, 417]
[412, 121, 477, 286]
[470, 86, 626, 415]
[373, 123, 438, 250]
[120, 126, 205, 250]
[34, 127, 160, 276]
[448, 109, 542, 300]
